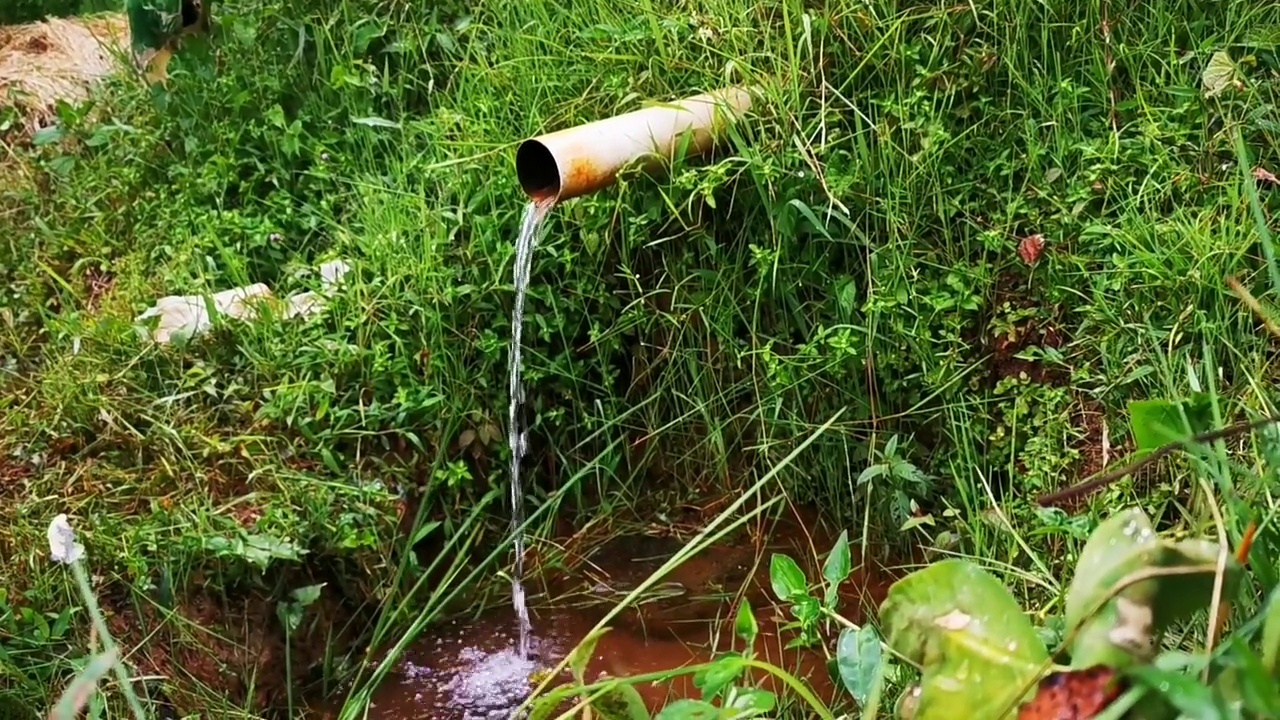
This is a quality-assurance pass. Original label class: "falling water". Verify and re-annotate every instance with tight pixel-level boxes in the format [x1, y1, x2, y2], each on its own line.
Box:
[507, 197, 554, 661]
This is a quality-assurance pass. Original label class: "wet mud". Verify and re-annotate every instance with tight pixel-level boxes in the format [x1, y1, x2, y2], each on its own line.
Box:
[361, 508, 906, 719]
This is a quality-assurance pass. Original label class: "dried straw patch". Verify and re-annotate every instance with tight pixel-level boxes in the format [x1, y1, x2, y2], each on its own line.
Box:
[0, 14, 131, 132]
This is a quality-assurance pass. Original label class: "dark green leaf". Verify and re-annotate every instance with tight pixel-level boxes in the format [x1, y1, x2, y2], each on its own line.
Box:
[787, 199, 834, 240]
[735, 601, 758, 646]
[823, 530, 852, 607]
[411, 520, 442, 546]
[276, 601, 302, 634]
[769, 553, 807, 602]
[592, 683, 650, 720]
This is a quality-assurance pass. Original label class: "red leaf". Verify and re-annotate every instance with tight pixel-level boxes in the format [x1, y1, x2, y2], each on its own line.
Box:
[1017, 666, 1124, 720]
[1018, 234, 1046, 266]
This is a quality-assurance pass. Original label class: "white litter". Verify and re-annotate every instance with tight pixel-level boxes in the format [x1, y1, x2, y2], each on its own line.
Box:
[283, 259, 351, 320]
[134, 258, 351, 344]
[135, 283, 273, 344]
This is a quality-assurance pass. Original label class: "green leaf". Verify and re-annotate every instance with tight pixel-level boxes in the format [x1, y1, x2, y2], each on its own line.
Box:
[276, 600, 303, 634]
[728, 687, 776, 711]
[292, 583, 325, 606]
[1201, 51, 1240, 98]
[769, 553, 807, 602]
[1264, 585, 1280, 678]
[695, 654, 747, 698]
[1127, 395, 1213, 454]
[837, 625, 883, 707]
[787, 199, 834, 241]
[591, 682, 650, 720]
[858, 464, 887, 486]
[1127, 666, 1223, 720]
[411, 520, 442, 546]
[823, 530, 852, 608]
[569, 626, 610, 684]
[878, 558, 1049, 719]
[656, 698, 719, 720]
[1215, 637, 1280, 716]
[836, 277, 858, 318]
[735, 601, 758, 647]
[1154, 537, 1243, 629]
[790, 595, 822, 627]
[33, 126, 64, 146]
[1063, 508, 1242, 671]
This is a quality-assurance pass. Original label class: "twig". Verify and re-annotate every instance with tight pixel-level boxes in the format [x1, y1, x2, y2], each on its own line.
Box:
[1225, 275, 1280, 339]
[1037, 415, 1280, 507]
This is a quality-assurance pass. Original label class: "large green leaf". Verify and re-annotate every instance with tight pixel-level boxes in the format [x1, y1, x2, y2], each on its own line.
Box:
[1064, 509, 1242, 670]
[1127, 395, 1212, 455]
[1065, 509, 1165, 669]
[836, 625, 883, 708]
[879, 559, 1049, 719]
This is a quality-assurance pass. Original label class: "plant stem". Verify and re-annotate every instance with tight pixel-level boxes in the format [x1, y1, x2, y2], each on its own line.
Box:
[70, 560, 149, 720]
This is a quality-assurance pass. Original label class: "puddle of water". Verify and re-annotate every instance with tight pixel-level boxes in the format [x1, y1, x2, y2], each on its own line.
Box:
[507, 196, 556, 659]
[361, 509, 903, 719]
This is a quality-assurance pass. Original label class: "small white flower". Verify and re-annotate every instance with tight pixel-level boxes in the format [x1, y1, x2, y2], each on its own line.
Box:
[47, 514, 85, 565]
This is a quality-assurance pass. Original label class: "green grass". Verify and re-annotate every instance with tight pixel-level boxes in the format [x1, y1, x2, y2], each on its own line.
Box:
[2, 0, 1280, 716]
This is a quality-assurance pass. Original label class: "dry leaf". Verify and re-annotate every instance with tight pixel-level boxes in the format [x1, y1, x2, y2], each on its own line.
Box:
[1201, 51, 1239, 98]
[1254, 167, 1279, 184]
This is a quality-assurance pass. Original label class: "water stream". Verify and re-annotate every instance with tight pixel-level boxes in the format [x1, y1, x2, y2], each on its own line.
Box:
[507, 197, 555, 660]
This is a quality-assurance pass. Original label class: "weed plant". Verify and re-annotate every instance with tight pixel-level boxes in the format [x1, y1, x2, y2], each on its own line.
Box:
[1, 0, 1279, 716]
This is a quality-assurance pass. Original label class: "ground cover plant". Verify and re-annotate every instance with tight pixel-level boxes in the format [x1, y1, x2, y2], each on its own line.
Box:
[2, 0, 1280, 717]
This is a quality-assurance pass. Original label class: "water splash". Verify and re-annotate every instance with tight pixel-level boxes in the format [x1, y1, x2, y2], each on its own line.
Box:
[508, 197, 554, 660]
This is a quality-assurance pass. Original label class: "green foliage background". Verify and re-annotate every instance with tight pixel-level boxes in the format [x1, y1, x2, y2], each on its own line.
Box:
[1, 0, 1279, 715]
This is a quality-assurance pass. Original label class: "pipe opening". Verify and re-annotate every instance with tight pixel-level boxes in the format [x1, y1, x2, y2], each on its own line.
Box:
[515, 140, 561, 200]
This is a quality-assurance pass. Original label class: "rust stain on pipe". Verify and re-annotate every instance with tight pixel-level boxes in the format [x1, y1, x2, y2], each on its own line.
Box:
[516, 86, 755, 202]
